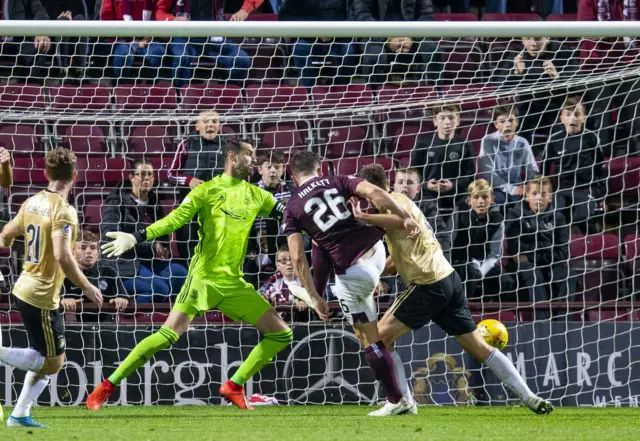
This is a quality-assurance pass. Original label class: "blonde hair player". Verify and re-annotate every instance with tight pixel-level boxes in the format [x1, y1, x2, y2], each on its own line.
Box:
[0, 148, 103, 428]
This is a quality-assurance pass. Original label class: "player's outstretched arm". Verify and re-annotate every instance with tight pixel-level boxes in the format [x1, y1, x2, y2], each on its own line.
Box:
[53, 236, 103, 307]
[353, 181, 420, 236]
[349, 198, 406, 231]
[0, 218, 22, 248]
[287, 232, 330, 320]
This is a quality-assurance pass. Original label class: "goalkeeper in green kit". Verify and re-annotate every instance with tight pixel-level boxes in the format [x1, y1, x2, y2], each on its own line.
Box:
[86, 138, 329, 410]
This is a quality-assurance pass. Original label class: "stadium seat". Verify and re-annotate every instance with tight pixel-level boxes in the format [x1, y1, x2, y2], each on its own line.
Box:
[386, 120, 435, 166]
[49, 84, 112, 113]
[114, 83, 178, 112]
[461, 122, 496, 158]
[311, 85, 375, 109]
[75, 157, 128, 189]
[0, 311, 22, 325]
[57, 125, 110, 155]
[440, 85, 499, 111]
[148, 154, 177, 183]
[606, 157, 640, 198]
[545, 14, 577, 21]
[376, 85, 437, 121]
[434, 13, 478, 21]
[0, 123, 45, 156]
[179, 83, 243, 114]
[481, 13, 542, 21]
[471, 310, 517, 322]
[570, 234, 622, 302]
[332, 157, 393, 176]
[586, 308, 630, 322]
[246, 84, 308, 112]
[317, 119, 374, 159]
[80, 198, 106, 232]
[437, 42, 485, 85]
[123, 124, 178, 157]
[12, 157, 47, 185]
[0, 83, 47, 110]
[256, 122, 310, 155]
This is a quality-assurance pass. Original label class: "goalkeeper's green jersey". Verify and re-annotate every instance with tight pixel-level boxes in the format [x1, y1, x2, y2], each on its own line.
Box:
[145, 174, 279, 286]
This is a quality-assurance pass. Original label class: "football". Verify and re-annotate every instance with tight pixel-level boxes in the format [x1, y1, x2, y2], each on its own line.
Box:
[477, 319, 509, 350]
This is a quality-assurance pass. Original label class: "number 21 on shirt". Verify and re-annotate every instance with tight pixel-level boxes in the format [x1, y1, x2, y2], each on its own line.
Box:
[26, 223, 41, 264]
[304, 189, 351, 232]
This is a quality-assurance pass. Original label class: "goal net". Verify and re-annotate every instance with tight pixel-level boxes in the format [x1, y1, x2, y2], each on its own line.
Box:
[0, 19, 639, 408]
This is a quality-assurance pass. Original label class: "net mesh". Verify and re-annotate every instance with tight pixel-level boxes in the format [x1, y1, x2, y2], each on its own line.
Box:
[0, 23, 640, 407]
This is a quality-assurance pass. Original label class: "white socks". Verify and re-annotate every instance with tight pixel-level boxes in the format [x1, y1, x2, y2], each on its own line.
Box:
[484, 348, 533, 402]
[12, 371, 50, 418]
[390, 350, 412, 401]
[0, 347, 45, 372]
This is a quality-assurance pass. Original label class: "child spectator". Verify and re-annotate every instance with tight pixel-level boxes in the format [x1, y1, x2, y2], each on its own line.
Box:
[62, 230, 129, 321]
[393, 168, 450, 253]
[246, 150, 292, 286]
[544, 96, 606, 234]
[102, 158, 188, 303]
[168, 110, 225, 259]
[259, 245, 308, 321]
[478, 106, 539, 206]
[450, 179, 511, 300]
[101, 0, 164, 82]
[494, 37, 579, 144]
[505, 176, 571, 317]
[410, 103, 475, 212]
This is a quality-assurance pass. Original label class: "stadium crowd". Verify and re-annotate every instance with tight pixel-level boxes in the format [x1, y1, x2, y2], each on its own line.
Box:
[0, 0, 637, 323]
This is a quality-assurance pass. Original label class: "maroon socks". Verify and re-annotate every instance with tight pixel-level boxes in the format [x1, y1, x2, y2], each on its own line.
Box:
[364, 341, 402, 404]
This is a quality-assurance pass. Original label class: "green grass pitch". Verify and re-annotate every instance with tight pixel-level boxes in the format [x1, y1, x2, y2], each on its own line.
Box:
[0, 406, 638, 441]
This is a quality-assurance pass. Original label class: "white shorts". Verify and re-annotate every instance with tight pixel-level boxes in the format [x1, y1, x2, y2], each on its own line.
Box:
[333, 241, 386, 325]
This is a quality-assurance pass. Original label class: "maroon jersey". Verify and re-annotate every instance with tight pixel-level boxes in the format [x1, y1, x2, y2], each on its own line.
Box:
[284, 175, 383, 275]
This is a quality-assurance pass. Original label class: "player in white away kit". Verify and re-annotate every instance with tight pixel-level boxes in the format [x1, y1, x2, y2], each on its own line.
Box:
[356, 164, 554, 415]
[284, 151, 421, 416]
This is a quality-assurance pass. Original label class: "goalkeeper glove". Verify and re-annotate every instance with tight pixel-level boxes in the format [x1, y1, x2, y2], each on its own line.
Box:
[102, 231, 138, 258]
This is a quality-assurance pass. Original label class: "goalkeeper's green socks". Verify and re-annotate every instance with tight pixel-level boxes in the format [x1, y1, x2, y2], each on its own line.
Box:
[108, 326, 179, 386]
[230, 328, 293, 385]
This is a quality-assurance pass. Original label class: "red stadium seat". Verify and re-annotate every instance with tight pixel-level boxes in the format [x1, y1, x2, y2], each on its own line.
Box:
[123, 124, 178, 157]
[179, 83, 243, 114]
[570, 234, 622, 302]
[586, 308, 630, 322]
[387, 120, 434, 166]
[439, 44, 485, 85]
[434, 13, 478, 21]
[311, 85, 375, 109]
[606, 157, 640, 197]
[114, 83, 178, 112]
[0, 83, 47, 110]
[50, 85, 112, 112]
[546, 14, 577, 21]
[256, 122, 310, 155]
[58, 125, 110, 155]
[12, 157, 47, 185]
[0, 123, 45, 156]
[75, 157, 128, 189]
[481, 13, 542, 21]
[81, 198, 105, 232]
[246, 84, 308, 112]
[317, 119, 374, 159]
[471, 310, 516, 322]
[376, 85, 438, 121]
[332, 157, 393, 176]
[440, 85, 499, 111]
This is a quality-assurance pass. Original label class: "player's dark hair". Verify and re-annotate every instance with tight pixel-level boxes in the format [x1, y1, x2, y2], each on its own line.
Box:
[46, 147, 76, 181]
[358, 164, 388, 190]
[256, 149, 285, 166]
[222, 137, 251, 163]
[129, 157, 153, 174]
[78, 230, 99, 243]
[492, 105, 518, 121]
[290, 151, 321, 176]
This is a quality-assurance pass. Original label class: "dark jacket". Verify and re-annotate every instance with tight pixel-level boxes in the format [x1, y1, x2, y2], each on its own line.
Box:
[506, 202, 569, 267]
[418, 197, 450, 252]
[182, 134, 225, 183]
[4, 0, 49, 20]
[543, 127, 606, 198]
[355, 0, 433, 21]
[279, 0, 353, 21]
[451, 204, 504, 267]
[411, 132, 475, 200]
[101, 187, 169, 278]
[62, 263, 127, 321]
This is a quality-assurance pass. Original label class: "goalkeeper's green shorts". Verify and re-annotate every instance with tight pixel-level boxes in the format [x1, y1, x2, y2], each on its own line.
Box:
[173, 275, 271, 326]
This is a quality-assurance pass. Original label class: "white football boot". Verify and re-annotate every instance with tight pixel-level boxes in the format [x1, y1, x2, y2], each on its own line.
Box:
[368, 398, 413, 417]
[525, 395, 555, 414]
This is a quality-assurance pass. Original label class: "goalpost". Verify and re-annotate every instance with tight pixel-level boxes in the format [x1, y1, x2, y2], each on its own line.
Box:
[0, 19, 639, 408]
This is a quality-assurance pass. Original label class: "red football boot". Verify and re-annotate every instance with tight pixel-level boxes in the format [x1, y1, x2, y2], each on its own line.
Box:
[86, 380, 116, 411]
[219, 380, 255, 410]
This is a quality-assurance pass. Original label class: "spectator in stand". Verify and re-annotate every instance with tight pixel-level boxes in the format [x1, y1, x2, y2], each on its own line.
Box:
[1, 0, 53, 83]
[279, 0, 356, 89]
[450, 179, 512, 301]
[259, 245, 309, 321]
[578, 0, 640, 155]
[61, 230, 129, 321]
[544, 96, 606, 234]
[101, 0, 164, 82]
[410, 103, 475, 214]
[505, 176, 570, 318]
[102, 158, 188, 303]
[478, 105, 539, 206]
[168, 110, 225, 259]
[494, 36, 579, 145]
[355, 0, 439, 86]
[156, 0, 250, 84]
[393, 168, 450, 253]
[246, 150, 292, 286]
